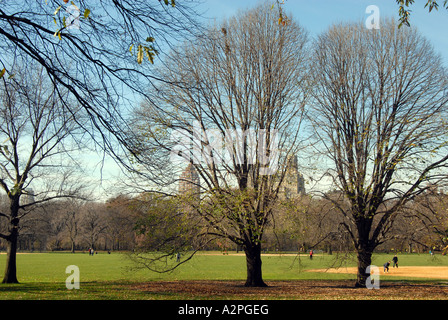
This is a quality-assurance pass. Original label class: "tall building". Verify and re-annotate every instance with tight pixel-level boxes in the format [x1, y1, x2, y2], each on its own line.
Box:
[282, 155, 305, 199]
[177, 156, 306, 201]
[178, 163, 200, 198]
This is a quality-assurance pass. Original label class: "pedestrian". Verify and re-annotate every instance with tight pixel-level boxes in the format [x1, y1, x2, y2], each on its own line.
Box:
[383, 261, 390, 273]
[392, 255, 398, 268]
[176, 252, 181, 262]
[309, 249, 313, 260]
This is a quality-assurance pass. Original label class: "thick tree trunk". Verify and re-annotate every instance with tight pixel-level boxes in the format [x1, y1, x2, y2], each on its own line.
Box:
[244, 243, 267, 287]
[353, 215, 375, 288]
[3, 196, 21, 284]
[355, 247, 373, 288]
[3, 226, 19, 284]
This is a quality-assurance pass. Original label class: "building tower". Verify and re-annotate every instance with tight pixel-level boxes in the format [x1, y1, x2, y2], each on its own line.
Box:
[282, 155, 305, 199]
[179, 163, 200, 198]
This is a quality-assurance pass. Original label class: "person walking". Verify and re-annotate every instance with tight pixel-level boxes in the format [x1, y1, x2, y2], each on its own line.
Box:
[392, 255, 398, 268]
[309, 249, 313, 260]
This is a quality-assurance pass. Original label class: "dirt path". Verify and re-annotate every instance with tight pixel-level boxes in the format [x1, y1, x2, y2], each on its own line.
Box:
[308, 266, 448, 280]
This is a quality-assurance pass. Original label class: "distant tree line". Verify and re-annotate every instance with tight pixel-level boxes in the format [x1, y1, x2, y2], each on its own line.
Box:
[2, 189, 445, 255]
[0, 195, 137, 252]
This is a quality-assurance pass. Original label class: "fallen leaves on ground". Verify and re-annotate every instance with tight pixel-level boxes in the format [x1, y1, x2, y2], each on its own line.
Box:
[130, 280, 448, 300]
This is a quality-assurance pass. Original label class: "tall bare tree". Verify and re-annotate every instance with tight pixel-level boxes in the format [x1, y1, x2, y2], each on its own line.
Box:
[0, 61, 84, 283]
[61, 199, 84, 253]
[310, 19, 448, 287]
[133, 4, 310, 286]
[80, 203, 107, 251]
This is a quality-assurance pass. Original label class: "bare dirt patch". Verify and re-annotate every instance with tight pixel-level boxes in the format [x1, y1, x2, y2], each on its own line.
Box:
[309, 266, 448, 280]
[131, 279, 448, 300]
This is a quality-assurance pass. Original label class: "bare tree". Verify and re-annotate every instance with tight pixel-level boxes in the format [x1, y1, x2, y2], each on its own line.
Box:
[309, 19, 448, 287]
[38, 201, 67, 251]
[406, 188, 448, 252]
[0, 61, 84, 283]
[133, 4, 310, 287]
[104, 195, 138, 251]
[0, 0, 202, 168]
[80, 202, 107, 251]
[60, 199, 85, 253]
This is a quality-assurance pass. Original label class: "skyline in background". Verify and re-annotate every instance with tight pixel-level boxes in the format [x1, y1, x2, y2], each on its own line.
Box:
[89, 1, 448, 201]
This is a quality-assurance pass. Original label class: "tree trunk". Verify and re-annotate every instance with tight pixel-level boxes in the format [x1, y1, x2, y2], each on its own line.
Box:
[355, 247, 372, 288]
[3, 196, 20, 284]
[244, 243, 267, 287]
[3, 225, 19, 284]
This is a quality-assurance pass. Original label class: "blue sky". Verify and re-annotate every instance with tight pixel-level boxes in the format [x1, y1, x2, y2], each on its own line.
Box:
[92, 0, 448, 199]
[198, 0, 448, 67]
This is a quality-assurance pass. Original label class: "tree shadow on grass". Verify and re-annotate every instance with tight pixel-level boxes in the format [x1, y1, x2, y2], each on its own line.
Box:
[0, 281, 128, 299]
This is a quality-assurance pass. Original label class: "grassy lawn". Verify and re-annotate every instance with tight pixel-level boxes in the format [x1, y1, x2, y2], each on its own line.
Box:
[0, 251, 446, 299]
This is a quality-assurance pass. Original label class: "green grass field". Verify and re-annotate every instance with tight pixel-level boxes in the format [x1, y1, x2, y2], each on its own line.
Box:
[0, 251, 447, 299]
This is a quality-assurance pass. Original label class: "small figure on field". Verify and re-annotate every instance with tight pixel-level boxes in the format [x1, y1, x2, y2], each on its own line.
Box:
[383, 261, 390, 273]
[176, 252, 181, 262]
[309, 249, 313, 260]
[392, 255, 398, 268]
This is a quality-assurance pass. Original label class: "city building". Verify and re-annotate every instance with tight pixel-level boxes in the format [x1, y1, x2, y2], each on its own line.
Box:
[178, 163, 200, 199]
[177, 155, 306, 201]
[281, 155, 306, 199]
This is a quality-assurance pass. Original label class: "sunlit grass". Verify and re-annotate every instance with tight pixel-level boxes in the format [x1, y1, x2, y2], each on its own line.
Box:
[0, 251, 446, 299]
